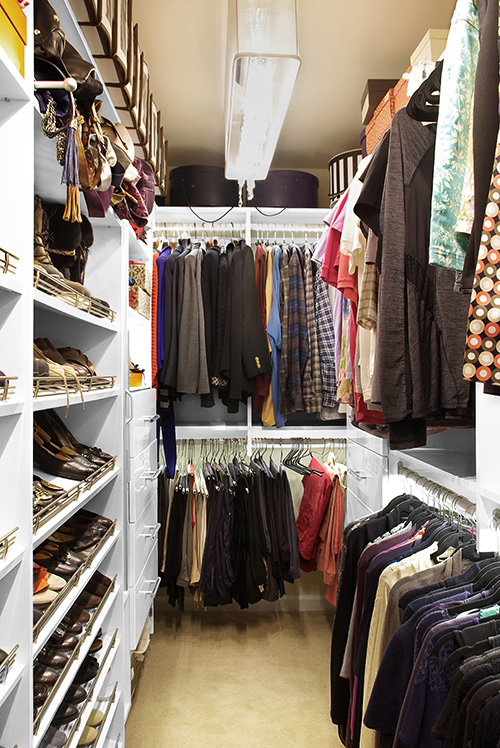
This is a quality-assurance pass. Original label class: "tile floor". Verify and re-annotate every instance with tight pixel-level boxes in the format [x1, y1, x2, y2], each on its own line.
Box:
[126, 607, 344, 748]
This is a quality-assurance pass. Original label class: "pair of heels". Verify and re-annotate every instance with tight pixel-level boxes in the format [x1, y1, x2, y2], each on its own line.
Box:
[34, 409, 113, 481]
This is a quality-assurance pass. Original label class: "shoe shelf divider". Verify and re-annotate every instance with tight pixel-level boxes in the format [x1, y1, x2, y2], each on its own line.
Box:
[33, 580, 120, 743]
[33, 529, 119, 657]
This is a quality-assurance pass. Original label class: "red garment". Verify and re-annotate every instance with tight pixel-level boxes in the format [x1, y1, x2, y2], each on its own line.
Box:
[152, 250, 159, 388]
[320, 189, 349, 287]
[338, 255, 358, 303]
[317, 476, 345, 604]
[296, 457, 333, 572]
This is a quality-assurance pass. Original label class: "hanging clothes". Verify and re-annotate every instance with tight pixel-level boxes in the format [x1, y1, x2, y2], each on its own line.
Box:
[329, 490, 495, 748]
[161, 443, 300, 610]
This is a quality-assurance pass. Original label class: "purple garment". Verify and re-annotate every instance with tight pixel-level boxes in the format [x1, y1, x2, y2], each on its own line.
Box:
[312, 206, 339, 264]
[156, 246, 172, 369]
[330, 288, 344, 385]
[414, 589, 494, 656]
[394, 613, 480, 748]
[399, 563, 480, 616]
[402, 581, 474, 623]
[364, 590, 470, 737]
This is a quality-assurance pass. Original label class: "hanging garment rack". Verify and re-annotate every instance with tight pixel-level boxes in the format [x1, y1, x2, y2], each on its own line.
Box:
[397, 461, 476, 523]
[175, 435, 346, 458]
[153, 222, 325, 246]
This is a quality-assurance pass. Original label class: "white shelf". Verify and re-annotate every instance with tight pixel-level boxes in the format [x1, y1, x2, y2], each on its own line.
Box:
[33, 467, 119, 549]
[478, 485, 500, 505]
[0, 400, 23, 417]
[127, 225, 152, 263]
[0, 44, 31, 102]
[0, 545, 23, 585]
[34, 288, 118, 331]
[0, 273, 23, 296]
[33, 587, 120, 744]
[390, 450, 477, 504]
[33, 532, 119, 657]
[0, 661, 25, 710]
[33, 388, 119, 413]
[127, 307, 150, 326]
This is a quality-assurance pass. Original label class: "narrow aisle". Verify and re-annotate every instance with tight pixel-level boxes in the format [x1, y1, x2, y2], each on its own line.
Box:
[126, 607, 341, 748]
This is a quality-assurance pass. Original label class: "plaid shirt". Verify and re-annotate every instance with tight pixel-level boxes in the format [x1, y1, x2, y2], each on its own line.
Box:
[357, 263, 378, 330]
[284, 247, 309, 413]
[314, 269, 337, 406]
[302, 247, 322, 412]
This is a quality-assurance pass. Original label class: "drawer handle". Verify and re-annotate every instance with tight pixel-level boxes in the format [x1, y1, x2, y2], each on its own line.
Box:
[144, 466, 163, 481]
[125, 390, 134, 425]
[143, 414, 160, 422]
[140, 576, 161, 598]
[349, 469, 372, 480]
[140, 523, 161, 540]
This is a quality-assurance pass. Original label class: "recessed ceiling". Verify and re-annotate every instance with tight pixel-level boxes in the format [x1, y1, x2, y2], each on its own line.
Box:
[133, 0, 457, 173]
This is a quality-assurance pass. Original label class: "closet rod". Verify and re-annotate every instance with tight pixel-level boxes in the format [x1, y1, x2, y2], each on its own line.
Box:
[175, 434, 346, 457]
[397, 461, 476, 521]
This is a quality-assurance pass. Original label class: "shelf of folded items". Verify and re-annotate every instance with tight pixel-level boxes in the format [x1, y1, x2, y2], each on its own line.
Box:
[33, 457, 118, 541]
[0, 249, 22, 295]
[0, 527, 22, 584]
[33, 376, 117, 409]
[33, 268, 117, 329]
[33, 578, 119, 738]
[33, 524, 118, 653]
[57, 653, 119, 748]
[0, 645, 23, 710]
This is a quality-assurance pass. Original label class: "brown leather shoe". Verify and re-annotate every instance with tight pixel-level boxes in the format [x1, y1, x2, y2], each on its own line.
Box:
[34, 663, 59, 685]
[51, 702, 79, 727]
[39, 649, 69, 670]
[76, 591, 101, 610]
[47, 631, 79, 651]
[66, 605, 90, 624]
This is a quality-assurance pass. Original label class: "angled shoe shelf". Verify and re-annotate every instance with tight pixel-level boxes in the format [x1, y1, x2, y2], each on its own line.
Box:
[56, 637, 120, 748]
[33, 579, 119, 739]
[33, 460, 118, 543]
[33, 527, 119, 657]
[33, 377, 117, 405]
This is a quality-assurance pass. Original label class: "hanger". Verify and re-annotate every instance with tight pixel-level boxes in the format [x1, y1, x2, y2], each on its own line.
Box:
[406, 59, 443, 123]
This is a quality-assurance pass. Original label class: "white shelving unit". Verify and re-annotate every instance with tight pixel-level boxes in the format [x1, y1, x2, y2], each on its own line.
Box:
[0, 1, 158, 744]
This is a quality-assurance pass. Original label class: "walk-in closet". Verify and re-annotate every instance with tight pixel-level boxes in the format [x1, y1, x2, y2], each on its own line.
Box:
[0, 0, 497, 746]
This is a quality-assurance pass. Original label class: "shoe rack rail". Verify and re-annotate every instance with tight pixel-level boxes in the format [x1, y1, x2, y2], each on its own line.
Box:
[33, 580, 118, 739]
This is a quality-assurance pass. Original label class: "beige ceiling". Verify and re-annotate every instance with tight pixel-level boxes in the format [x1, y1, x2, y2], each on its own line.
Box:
[133, 0, 457, 173]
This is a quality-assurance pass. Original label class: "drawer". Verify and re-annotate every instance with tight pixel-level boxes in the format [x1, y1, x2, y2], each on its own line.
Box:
[129, 541, 160, 651]
[344, 488, 375, 527]
[346, 419, 389, 457]
[127, 388, 158, 459]
[128, 440, 160, 522]
[347, 441, 387, 512]
[127, 493, 160, 589]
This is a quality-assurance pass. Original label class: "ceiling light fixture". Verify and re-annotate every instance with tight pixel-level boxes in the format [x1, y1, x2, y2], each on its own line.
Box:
[225, 0, 301, 204]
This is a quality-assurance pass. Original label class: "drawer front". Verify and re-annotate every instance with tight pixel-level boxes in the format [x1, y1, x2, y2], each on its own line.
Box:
[128, 388, 157, 459]
[128, 440, 159, 522]
[344, 488, 375, 527]
[130, 541, 160, 651]
[346, 419, 389, 457]
[347, 441, 387, 513]
[127, 493, 159, 589]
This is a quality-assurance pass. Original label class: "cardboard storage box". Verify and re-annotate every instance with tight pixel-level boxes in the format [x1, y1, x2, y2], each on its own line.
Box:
[361, 79, 398, 126]
[410, 29, 448, 66]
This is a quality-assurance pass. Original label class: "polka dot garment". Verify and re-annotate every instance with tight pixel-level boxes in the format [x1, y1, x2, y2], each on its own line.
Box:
[463, 135, 500, 386]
